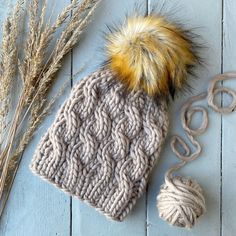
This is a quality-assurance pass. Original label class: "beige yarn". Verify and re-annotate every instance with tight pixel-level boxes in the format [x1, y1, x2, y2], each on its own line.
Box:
[30, 68, 169, 221]
[157, 72, 236, 228]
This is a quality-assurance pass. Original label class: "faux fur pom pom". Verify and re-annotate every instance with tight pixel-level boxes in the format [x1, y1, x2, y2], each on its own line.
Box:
[105, 14, 202, 98]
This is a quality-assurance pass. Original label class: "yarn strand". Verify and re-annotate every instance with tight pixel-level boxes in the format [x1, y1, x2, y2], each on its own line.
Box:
[157, 72, 236, 228]
[166, 92, 208, 182]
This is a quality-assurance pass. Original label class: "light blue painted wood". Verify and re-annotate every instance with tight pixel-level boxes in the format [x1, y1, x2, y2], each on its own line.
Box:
[0, 1, 15, 26]
[0, 1, 71, 236]
[71, 1, 148, 236]
[147, 0, 223, 235]
[3, 0, 236, 235]
[222, 0, 236, 235]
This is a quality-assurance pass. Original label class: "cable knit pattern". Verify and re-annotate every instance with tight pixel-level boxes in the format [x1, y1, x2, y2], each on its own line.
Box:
[30, 68, 169, 221]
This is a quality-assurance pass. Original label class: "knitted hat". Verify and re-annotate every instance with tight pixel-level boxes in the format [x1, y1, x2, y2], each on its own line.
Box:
[30, 13, 200, 221]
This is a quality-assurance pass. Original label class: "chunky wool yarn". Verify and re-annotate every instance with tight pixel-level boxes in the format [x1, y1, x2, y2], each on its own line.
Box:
[157, 72, 236, 228]
[30, 68, 169, 221]
[30, 12, 202, 221]
[157, 175, 205, 228]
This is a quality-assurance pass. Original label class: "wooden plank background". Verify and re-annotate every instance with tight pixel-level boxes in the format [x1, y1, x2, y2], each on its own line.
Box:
[0, 0, 236, 235]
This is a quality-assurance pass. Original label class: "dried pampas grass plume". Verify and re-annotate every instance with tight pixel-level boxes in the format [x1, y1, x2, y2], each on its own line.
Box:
[0, 0, 101, 218]
[106, 15, 201, 98]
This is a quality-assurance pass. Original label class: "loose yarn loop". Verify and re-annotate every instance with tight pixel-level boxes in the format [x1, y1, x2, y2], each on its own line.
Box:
[157, 72, 236, 228]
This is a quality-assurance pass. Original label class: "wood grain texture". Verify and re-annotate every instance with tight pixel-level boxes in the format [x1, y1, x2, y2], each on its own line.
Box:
[2, 0, 236, 235]
[222, 0, 236, 235]
[71, 1, 148, 235]
[147, 0, 222, 235]
[0, 1, 71, 236]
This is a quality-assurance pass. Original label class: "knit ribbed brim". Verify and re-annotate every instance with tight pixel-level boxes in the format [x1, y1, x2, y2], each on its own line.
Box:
[30, 68, 169, 221]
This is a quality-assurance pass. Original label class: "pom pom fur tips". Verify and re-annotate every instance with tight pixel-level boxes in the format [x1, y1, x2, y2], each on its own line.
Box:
[105, 12, 202, 99]
[30, 4, 203, 222]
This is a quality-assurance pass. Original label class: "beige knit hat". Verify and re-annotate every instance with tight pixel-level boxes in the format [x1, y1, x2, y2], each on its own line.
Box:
[30, 68, 169, 221]
[30, 12, 200, 221]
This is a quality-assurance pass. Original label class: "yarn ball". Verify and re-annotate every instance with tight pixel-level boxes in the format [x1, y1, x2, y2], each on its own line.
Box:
[157, 176, 206, 228]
